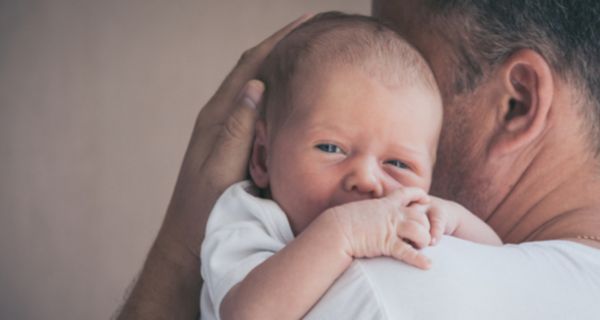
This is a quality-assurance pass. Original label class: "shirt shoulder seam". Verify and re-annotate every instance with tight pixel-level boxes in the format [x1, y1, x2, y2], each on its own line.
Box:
[355, 259, 391, 320]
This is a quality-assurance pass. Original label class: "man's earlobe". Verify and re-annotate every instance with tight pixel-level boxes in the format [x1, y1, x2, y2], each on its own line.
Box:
[490, 49, 554, 157]
[249, 120, 270, 188]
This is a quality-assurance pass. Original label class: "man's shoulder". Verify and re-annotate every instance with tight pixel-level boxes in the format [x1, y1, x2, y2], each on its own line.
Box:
[304, 259, 389, 319]
[308, 236, 600, 320]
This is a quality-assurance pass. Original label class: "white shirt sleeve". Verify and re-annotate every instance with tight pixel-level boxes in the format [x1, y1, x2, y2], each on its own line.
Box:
[306, 236, 600, 320]
[200, 181, 294, 320]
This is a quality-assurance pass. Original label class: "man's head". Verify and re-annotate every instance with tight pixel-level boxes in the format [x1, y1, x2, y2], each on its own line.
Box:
[373, 0, 600, 220]
[249, 12, 442, 234]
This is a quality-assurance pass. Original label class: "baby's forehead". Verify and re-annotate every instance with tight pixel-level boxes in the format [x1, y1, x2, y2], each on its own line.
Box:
[288, 62, 441, 115]
[259, 12, 441, 131]
[295, 30, 437, 93]
[281, 69, 441, 150]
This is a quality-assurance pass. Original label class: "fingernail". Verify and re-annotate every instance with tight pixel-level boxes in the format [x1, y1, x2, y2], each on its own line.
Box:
[424, 259, 432, 269]
[241, 80, 264, 109]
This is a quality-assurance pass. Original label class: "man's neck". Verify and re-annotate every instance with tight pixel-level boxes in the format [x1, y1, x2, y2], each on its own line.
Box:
[487, 139, 600, 247]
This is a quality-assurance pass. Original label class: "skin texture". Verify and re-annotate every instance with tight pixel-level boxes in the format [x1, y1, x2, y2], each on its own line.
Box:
[251, 65, 441, 234]
[372, 0, 600, 248]
[220, 188, 433, 320]
[224, 64, 500, 320]
[115, 15, 312, 319]
[118, 1, 600, 318]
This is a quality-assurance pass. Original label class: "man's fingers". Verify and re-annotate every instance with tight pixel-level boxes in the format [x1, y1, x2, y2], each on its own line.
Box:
[262, 13, 314, 48]
[223, 80, 264, 137]
[201, 14, 312, 122]
[203, 80, 264, 191]
[390, 240, 431, 270]
[240, 13, 313, 67]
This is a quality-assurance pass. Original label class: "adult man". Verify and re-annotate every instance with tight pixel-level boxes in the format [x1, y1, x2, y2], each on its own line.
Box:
[372, 0, 600, 246]
[117, 1, 600, 318]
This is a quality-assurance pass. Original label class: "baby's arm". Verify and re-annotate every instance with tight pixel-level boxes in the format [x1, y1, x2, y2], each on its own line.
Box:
[220, 188, 432, 320]
[428, 197, 502, 246]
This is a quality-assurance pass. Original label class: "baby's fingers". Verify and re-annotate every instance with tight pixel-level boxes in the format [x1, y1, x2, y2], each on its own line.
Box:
[396, 207, 431, 249]
[387, 187, 430, 207]
[396, 221, 431, 250]
[427, 206, 446, 246]
[390, 240, 432, 270]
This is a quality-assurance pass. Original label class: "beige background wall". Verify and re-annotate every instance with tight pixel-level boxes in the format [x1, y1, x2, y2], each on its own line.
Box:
[0, 1, 369, 319]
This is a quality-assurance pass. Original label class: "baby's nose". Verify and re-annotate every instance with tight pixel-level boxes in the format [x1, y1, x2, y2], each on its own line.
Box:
[342, 159, 384, 198]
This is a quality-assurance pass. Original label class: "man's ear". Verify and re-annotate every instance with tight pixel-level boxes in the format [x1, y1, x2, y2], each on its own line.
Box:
[249, 119, 270, 188]
[489, 49, 554, 157]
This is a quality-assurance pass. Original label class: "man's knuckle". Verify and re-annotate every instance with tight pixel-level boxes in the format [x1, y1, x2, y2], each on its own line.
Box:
[201, 164, 225, 194]
[223, 114, 246, 139]
[238, 47, 257, 64]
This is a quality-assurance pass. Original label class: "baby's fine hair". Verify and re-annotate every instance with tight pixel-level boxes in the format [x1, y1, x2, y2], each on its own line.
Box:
[257, 11, 438, 127]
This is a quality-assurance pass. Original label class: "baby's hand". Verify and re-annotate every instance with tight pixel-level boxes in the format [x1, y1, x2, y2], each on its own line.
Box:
[426, 197, 463, 245]
[426, 196, 502, 246]
[325, 188, 432, 269]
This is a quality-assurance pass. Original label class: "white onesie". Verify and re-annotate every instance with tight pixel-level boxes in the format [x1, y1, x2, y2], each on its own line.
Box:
[200, 181, 600, 320]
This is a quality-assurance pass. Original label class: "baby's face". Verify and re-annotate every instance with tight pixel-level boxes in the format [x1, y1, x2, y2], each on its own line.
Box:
[256, 66, 442, 235]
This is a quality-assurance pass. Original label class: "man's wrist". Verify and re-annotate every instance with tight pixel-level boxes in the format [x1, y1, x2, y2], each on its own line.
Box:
[117, 231, 202, 319]
[117, 178, 220, 319]
[163, 175, 222, 257]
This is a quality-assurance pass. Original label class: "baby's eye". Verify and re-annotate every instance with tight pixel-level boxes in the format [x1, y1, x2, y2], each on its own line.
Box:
[386, 159, 410, 170]
[315, 143, 344, 154]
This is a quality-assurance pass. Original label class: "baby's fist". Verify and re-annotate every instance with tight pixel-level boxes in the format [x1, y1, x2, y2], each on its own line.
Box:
[327, 188, 432, 269]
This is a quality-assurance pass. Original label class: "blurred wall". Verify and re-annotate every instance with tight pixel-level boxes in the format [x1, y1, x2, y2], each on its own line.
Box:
[0, 1, 369, 319]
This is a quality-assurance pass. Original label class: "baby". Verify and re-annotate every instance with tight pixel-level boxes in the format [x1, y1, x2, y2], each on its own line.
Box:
[200, 12, 502, 320]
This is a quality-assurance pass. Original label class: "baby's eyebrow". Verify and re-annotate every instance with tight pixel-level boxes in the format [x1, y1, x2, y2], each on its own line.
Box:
[304, 123, 349, 135]
[387, 144, 431, 166]
[387, 142, 424, 156]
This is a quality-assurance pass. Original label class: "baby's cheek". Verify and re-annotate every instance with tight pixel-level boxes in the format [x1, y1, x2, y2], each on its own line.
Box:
[282, 189, 332, 235]
[288, 192, 328, 234]
[270, 160, 336, 232]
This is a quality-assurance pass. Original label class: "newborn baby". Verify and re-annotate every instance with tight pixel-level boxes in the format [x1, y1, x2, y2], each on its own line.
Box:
[200, 12, 501, 320]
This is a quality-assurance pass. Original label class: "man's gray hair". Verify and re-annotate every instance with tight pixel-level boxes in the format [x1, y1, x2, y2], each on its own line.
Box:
[424, 0, 600, 153]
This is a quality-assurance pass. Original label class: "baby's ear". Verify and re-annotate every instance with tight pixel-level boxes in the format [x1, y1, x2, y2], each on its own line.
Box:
[249, 119, 270, 188]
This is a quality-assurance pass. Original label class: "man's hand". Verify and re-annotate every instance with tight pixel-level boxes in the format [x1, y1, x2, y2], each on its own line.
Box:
[325, 188, 433, 270]
[116, 14, 312, 320]
[168, 13, 312, 259]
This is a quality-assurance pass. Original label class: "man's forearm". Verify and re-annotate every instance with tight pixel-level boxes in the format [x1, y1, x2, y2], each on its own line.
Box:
[117, 181, 218, 320]
[117, 227, 202, 319]
[115, 15, 310, 318]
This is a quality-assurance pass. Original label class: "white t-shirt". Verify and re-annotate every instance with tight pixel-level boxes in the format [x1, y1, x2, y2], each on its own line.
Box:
[200, 181, 600, 319]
